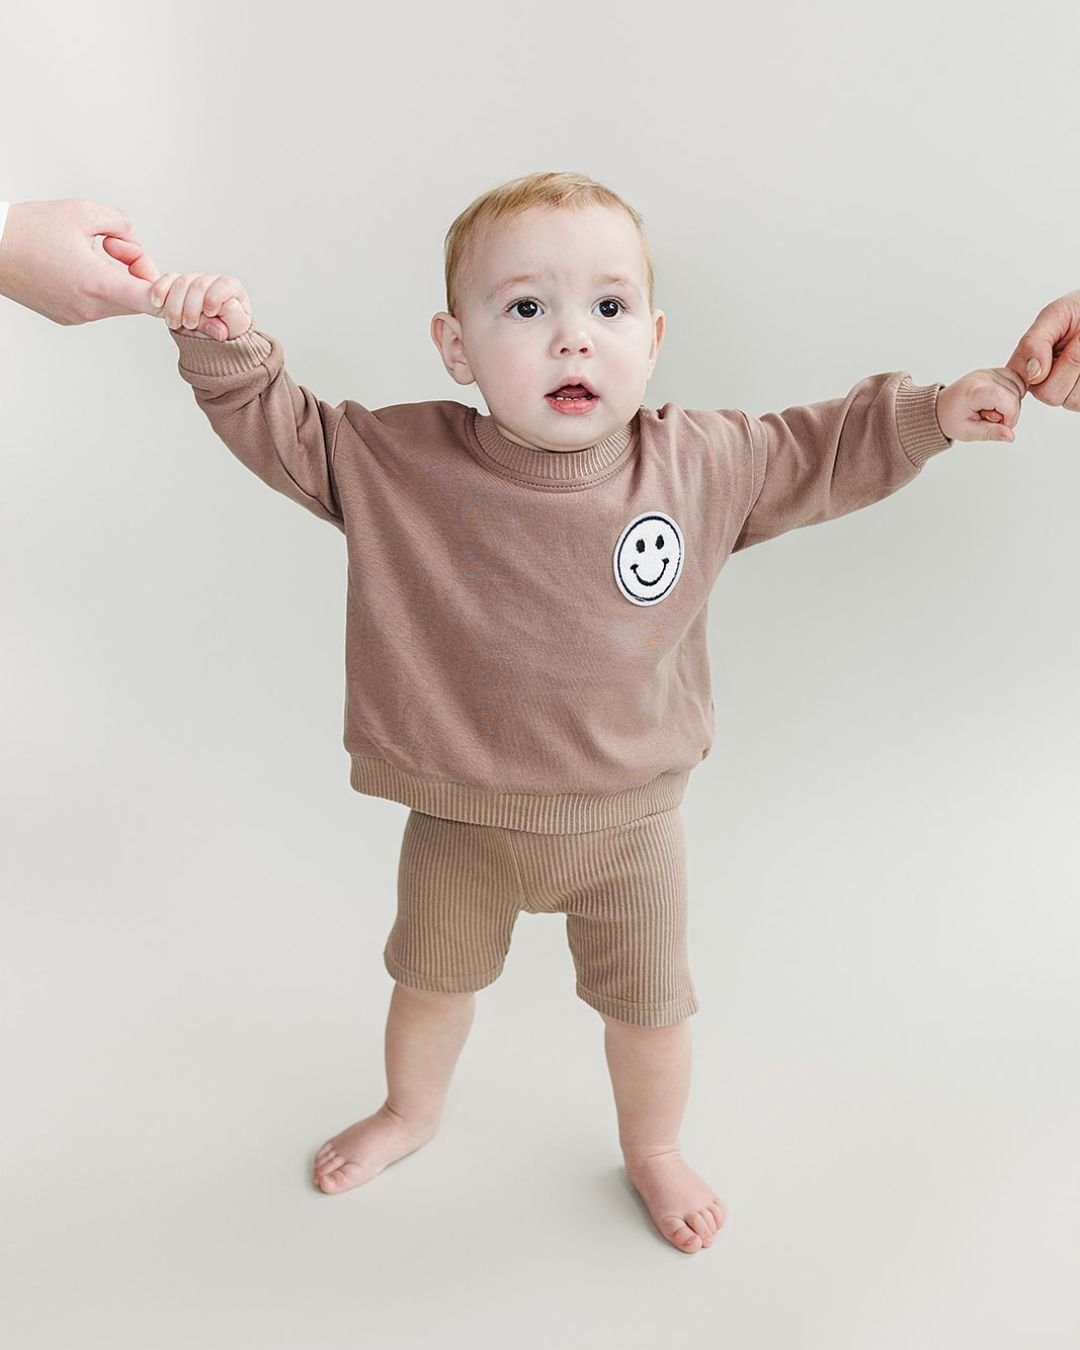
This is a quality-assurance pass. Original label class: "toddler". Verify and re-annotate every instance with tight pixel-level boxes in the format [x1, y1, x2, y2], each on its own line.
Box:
[146, 171, 1026, 1255]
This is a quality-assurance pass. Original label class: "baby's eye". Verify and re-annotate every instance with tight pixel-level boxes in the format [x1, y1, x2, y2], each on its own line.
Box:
[504, 297, 630, 320]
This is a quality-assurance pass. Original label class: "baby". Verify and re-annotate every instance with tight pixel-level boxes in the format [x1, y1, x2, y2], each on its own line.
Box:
[146, 170, 1026, 1255]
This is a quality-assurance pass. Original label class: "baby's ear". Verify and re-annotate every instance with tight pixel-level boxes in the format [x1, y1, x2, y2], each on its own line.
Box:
[430, 311, 452, 347]
[430, 312, 472, 383]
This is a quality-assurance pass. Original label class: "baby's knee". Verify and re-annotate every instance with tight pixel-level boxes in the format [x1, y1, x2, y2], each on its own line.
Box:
[599, 1010, 687, 1033]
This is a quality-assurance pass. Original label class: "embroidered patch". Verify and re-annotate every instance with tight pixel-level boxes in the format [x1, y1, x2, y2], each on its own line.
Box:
[613, 511, 684, 606]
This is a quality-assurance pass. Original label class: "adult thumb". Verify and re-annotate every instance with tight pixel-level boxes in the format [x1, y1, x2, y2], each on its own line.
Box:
[1006, 344, 1047, 388]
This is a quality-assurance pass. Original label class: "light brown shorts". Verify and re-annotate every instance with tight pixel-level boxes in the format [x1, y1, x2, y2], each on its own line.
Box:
[384, 806, 699, 1028]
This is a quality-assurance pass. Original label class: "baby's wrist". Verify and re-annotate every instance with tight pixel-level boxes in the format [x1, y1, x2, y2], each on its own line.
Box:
[934, 383, 956, 440]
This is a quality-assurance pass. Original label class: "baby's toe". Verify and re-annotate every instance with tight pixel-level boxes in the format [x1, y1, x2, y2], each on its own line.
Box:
[315, 1163, 348, 1191]
[661, 1216, 703, 1252]
[687, 1210, 716, 1245]
[314, 1150, 343, 1178]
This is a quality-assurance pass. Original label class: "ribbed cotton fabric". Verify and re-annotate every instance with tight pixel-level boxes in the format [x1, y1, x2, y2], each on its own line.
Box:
[387, 805, 698, 1027]
[167, 325, 953, 832]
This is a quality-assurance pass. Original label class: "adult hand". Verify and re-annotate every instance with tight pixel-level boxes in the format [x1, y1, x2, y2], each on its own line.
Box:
[0, 197, 162, 326]
[1005, 291, 1080, 411]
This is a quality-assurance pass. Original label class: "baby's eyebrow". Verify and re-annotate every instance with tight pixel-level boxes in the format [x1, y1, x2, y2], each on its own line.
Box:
[486, 273, 638, 303]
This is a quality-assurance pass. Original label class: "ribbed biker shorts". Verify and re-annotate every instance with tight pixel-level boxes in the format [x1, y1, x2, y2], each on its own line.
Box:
[384, 805, 699, 1027]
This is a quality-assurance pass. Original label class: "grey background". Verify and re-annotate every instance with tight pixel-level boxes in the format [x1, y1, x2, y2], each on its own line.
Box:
[2, 0, 1078, 1345]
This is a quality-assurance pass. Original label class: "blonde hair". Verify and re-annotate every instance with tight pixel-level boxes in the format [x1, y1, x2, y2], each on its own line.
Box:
[442, 171, 655, 319]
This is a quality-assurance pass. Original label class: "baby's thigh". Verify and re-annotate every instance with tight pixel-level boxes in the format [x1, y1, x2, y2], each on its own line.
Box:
[384, 810, 525, 994]
[553, 809, 698, 1027]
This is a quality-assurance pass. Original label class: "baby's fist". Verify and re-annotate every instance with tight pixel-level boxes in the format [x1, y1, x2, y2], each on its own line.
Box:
[936, 367, 1026, 444]
[148, 271, 253, 342]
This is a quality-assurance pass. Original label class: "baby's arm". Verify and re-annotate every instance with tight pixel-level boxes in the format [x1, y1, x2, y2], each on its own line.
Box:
[150, 270, 346, 532]
[732, 365, 1025, 554]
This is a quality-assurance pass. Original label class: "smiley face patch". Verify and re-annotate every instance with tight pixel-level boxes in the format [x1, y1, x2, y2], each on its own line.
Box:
[613, 511, 685, 606]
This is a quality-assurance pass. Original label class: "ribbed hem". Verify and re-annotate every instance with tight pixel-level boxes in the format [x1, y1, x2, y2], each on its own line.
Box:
[896, 377, 953, 468]
[574, 980, 700, 1027]
[348, 755, 691, 833]
[384, 950, 507, 994]
[169, 326, 273, 375]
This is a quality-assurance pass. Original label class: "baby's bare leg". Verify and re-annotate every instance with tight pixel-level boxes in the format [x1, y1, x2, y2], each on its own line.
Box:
[601, 1014, 727, 1254]
[313, 983, 476, 1194]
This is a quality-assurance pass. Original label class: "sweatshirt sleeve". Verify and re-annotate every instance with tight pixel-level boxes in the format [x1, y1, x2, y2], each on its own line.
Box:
[168, 327, 346, 533]
[731, 372, 953, 553]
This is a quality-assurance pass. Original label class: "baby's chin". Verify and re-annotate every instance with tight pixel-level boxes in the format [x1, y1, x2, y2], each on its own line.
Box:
[491, 402, 632, 453]
[492, 418, 591, 453]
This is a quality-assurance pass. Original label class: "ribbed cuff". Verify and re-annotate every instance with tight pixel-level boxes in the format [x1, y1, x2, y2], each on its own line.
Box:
[169, 326, 272, 376]
[896, 376, 953, 468]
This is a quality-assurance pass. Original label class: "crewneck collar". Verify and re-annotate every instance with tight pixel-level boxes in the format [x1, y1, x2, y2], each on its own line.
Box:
[468, 409, 637, 487]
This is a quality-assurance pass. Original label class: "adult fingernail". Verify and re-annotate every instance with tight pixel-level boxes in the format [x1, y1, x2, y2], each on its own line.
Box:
[1027, 358, 1040, 380]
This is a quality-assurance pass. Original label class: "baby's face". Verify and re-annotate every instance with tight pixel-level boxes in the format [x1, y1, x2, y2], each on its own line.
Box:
[431, 204, 664, 453]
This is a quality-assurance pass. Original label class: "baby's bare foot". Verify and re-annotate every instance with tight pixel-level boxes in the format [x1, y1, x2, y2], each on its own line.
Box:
[312, 1103, 438, 1194]
[624, 1148, 727, 1254]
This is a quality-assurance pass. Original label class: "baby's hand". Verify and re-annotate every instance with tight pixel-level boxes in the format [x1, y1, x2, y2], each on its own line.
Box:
[936, 367, 1027, 444]
[147, 271, 253, 342]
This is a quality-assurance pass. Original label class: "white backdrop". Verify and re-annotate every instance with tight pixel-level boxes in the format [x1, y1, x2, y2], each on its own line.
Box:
[2, 1, 1078, 1346]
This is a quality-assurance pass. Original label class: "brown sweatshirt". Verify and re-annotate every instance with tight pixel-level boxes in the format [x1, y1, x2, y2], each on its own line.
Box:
[167, 327, 952, 832]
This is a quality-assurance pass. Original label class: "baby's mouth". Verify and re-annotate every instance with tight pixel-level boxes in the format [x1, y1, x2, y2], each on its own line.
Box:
[546, 383, 599, 411]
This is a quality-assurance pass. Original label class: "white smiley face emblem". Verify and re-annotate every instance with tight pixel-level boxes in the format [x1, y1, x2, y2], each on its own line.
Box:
[613, 510, 685, 606]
